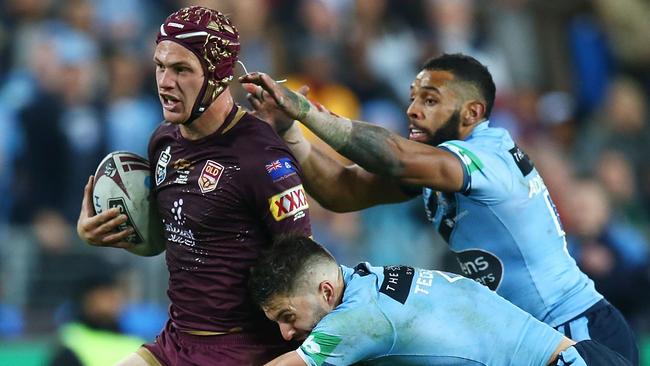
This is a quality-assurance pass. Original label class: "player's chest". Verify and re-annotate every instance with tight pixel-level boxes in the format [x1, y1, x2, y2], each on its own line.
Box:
[151, 144, 247, 221]
[152, 144, 241, 193]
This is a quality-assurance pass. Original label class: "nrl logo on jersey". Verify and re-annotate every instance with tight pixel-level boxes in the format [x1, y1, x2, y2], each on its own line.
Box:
[198, 160, 224, 193]
[269, 184, 309, 221]
[156, 146, 172, 186]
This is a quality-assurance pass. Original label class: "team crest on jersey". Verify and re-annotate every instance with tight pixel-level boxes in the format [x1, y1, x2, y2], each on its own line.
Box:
[156, 146, 172, 186]
[198, 160, 224, 193]
[268, 184, 309, 221]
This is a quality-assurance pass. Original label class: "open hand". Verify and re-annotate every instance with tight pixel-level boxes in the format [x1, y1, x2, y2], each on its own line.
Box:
[239, 72, 312, 126]
[244, 79, 310, 135]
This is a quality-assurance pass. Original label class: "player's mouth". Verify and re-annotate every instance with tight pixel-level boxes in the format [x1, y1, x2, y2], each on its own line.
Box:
[161, 93, 181, 111]
[409, 127, 428, 142]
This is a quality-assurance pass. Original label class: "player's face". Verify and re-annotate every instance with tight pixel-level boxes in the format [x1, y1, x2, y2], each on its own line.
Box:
[407, 70, 462, 146]
[153, 41, 204, 124]
[264, 294, 329, 342]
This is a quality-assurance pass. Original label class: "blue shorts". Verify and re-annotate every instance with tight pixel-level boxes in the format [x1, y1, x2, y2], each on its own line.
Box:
[557, 340, 631, 366]
[555, 300, 638, 366]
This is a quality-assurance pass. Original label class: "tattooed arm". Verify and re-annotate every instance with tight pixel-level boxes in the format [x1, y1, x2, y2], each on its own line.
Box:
[239, 73, 464, 192]
[244, 84, 413, 211]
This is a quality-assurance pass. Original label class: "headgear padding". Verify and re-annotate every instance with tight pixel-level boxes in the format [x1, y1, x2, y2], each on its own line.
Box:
[156, 6, 240, 124]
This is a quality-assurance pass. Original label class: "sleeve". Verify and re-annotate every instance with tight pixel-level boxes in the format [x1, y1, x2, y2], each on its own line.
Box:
[242, 144, 312, 238]
[297, 308, 393, 365]
[438, 140, 512, 203]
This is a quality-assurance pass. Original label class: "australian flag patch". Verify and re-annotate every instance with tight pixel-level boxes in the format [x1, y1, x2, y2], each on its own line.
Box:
[265, 157, 296, 181]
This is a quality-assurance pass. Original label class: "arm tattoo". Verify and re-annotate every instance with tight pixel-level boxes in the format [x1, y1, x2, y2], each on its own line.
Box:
[296, 95, 311, 122]
[339, 122, 403, 176]
[288, 89, 403, 175]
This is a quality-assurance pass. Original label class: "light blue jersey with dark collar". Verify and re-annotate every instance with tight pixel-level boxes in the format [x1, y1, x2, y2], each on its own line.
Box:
[423, 121, 602, 326]
[297, 264, 564, 365]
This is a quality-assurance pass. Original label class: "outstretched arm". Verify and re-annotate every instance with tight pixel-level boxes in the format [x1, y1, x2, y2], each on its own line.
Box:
[244, 82, 414, 212]
[239, 73, 464, 192]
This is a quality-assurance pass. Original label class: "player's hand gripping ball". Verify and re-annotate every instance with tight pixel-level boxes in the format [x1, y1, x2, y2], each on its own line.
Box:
[92, 151, 165, 254]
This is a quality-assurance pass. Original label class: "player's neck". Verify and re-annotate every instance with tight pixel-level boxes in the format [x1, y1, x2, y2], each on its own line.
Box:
[179, 88, 235, 140]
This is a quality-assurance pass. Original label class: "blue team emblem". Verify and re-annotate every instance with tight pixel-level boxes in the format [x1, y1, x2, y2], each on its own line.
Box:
[265, 157, 296, 181]
[156, 146, 171, 186]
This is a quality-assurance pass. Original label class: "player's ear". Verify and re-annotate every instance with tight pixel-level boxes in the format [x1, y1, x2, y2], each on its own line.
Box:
[319, 281, 335, 306]
[463, 100, 486, 126]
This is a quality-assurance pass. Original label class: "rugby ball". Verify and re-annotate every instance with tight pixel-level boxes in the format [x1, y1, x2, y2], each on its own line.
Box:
[92, 151, 165, 256]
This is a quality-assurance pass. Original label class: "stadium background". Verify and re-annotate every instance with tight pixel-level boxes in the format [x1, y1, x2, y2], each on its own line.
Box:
[1, 0, 649, 364]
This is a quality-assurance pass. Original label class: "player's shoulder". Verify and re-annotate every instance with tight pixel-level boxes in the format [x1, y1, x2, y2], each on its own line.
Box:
[231, 111, 287, 148]
[149, 121, 176, 144]
[233, 112, 300, 168]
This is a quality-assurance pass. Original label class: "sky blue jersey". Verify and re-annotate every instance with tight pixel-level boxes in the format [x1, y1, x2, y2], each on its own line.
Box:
[423, 121, 602, 326]
[297, 264, 564, 365]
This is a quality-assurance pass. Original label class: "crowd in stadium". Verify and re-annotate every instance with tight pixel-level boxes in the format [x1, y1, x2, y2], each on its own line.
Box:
[1, 0, 649, 364]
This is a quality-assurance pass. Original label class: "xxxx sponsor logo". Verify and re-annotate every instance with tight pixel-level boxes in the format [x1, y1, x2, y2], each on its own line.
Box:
[269, 184, 309, 221]
[198, 160, 224, 193]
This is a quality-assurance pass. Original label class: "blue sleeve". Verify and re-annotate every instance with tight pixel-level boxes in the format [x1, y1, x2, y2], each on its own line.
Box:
[439, 140, 512, 203]
[297, 308, 393, 365]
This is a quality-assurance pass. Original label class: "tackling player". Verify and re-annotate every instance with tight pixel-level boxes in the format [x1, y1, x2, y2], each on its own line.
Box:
[76, 6, 311, 365]
[239, 53, 638, 365]
[250, 235, 631, 366]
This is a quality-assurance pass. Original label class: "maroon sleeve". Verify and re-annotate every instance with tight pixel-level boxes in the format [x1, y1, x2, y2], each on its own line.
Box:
[241, 145, 312, 239]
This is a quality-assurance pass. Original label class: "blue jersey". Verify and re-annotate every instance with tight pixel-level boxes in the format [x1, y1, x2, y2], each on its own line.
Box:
[297, 264, 564, 365]
[423, 121, 601, 326]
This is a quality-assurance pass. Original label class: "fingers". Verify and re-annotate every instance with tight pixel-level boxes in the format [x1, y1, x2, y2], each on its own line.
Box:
[297, 85, 310, 97]
[241, 82, 259, 94]
[246, 92, 263, 111]
[78, 208, 131, 244]
[258, 73, 285, 106]
[239, 72, 281, 99]
[101, 233, 135, 249]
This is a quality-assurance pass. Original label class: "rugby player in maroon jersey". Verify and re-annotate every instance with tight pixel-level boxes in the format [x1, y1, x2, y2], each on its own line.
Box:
[76, 6, 311, 365]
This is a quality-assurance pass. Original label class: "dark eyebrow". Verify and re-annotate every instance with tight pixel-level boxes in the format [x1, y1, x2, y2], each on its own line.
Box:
[420, 85, 441, 94]
[153, 57, 192, 68]
[275, 309, 291, 321]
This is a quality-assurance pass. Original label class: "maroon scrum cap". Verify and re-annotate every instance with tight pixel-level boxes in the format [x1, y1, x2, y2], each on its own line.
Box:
[156, 6, 240, 124]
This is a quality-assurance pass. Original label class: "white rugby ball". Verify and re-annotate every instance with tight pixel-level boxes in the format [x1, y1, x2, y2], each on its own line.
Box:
[92, 151, 165, 256]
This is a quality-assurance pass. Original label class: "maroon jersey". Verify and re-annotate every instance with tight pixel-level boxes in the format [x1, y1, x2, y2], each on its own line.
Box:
[148, 105, 311, 334]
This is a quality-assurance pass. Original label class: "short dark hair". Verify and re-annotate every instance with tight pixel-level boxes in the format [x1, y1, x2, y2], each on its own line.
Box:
[249, 235, 335, 309]
[422, 53, 496, 118]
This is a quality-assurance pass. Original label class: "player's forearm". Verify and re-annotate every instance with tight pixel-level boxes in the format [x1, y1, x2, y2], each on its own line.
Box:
[298, 100, 404, 177]
[300, 148, 369, 212]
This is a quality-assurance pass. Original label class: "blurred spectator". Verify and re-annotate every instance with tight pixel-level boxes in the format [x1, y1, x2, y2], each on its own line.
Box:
[231, 0, 287, 76]
[346, 0, 420, 100]
[25, 210, 105, 334]
[573, 76, 650, 219]
[592, 0, 650, 90]
[48, 262, 144, 366]
[595, 149, 650, 232]
[104, 47, 161, 156]
[565, 179, 650, 327]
